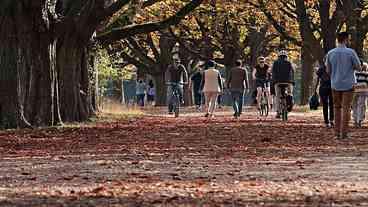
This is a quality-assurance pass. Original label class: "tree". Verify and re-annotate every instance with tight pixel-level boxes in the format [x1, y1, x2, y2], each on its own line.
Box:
[0, 0, 203, 128]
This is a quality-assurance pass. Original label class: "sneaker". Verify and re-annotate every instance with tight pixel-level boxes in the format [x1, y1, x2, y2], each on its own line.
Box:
[330, 122, 334, 127]
[205, 113, 209, 117]
[340, 132, 350, 140]
[326, 123, 331, 128]
[275, 113, 281, 119]
[168, 112, 173, 115]
[358, 121, 363, 128]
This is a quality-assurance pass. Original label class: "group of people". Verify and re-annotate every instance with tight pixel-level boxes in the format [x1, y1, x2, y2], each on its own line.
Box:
[135, 79, 155, 107]
[165, 50, 295, 118]
[320, 32, 368, 139]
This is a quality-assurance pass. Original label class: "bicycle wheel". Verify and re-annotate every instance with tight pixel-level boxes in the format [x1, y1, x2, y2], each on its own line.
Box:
[281, 101, 288, 121]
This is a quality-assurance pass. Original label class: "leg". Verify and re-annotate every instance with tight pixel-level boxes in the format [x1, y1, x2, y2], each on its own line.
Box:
[357, 95, 366, 124]
[256, 87, 262, 108]
[341, 91, 354, 137]
[266, 86, 272, 108]
[239, 90, 244, 114]
[332, 90, 343, 137]
[231, 91, 240, 116]
[320, 89, 329, 125]
[274, 83, 281, 115]
[209, 92, 218, 115]
[328, 90, 334, 124]
[167, 86, 173, 113]
[352, 94, 359, 124]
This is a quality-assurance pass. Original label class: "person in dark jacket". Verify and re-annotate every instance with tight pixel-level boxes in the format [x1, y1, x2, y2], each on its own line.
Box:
[227, 60, 249, 118]
[190, 70, 203, 110]
[317, 64, 334, 127]
[272, 50, 294, 118]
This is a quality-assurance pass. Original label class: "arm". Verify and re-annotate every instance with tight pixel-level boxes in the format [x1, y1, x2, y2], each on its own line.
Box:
[325, 55, 331, 75]
[165, 66, 171, 83]
[182, 66, 189, 84]
[200, 72, 205, 91]
[227, 69, 232, 88]
[244, 69, 249, 89]
[218, 73, 224, 91]
[252, 67, 257, 80]
[352, 51, 362, 71]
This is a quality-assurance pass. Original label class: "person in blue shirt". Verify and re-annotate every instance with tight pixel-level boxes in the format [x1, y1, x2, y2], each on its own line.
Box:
[326, 32, 362, 139]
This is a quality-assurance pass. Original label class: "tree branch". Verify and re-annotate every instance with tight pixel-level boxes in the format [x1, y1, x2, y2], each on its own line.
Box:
[97, 0, 203, 44]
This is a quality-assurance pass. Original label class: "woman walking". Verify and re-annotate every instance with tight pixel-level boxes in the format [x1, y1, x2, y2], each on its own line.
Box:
[201, 60, 223, 117]
[317, 63, 334, 127]
[352, 62, 368, 127]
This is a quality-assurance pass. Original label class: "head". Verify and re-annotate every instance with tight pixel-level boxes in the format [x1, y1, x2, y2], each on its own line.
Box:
[278, 50, 288, 59]
[206, 60, 215, 69]
[337, 32, 349, 45]
[258, 56, 265, 66]
[235, 60, 242, 67]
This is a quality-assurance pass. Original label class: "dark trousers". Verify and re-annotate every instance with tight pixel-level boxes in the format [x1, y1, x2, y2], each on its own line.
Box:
[231, 90, 244, 115]
[193, 88, 202, 106]
[320, 88, 334, 124]
[137, 94, 145, 106]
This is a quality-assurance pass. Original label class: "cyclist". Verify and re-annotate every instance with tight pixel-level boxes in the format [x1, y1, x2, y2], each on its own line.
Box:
[165, 58, 188, 114]
[253, 56, 272, 110]
[272, 50, 295, 118]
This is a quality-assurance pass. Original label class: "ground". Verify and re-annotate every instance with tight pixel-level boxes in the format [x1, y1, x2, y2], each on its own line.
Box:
[0, 107, 368, 206]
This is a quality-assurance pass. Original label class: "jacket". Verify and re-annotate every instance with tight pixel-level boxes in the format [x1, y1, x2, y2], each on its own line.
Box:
[272, 57, 294, 83]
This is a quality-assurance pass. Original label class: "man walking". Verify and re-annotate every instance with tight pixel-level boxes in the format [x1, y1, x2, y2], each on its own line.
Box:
[326, 32, 361, 139]
[227, 60, 249, 118]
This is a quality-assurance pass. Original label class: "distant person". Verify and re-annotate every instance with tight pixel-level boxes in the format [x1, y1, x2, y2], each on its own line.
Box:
[147, 80, 155, 106]
[136, 79, 146, 107]
[165, 58, 188, 114]
[227, 60, 249, 118]
[352, 61, 368, 127]
[272, 50, 295, 118]
[317, 61, 334, 128]
[201, 60, 223, 117]
[326, 32, 361, 139]
[190, 69, 203, 110]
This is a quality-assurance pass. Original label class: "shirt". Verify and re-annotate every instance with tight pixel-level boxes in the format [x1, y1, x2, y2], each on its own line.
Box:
[326, 44, 361, 91]
[202, 68, 223, 93]
[227, 66, 248, 91]
[136, 82, 146, 95]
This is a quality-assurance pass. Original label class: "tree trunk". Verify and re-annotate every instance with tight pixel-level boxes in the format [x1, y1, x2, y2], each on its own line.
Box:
[57, 38, 91, 122]
[153, 73, 167, 106]
[0, 2, 60, 128]
[300, 47, 315, 105]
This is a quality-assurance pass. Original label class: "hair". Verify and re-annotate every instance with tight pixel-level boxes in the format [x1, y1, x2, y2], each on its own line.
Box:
[258, 56, 265, 62]
[235, 60, 242, 67]
[337, 32, 349, 43]
[206, 60, 215, 68]
[362, 62, 368, 71]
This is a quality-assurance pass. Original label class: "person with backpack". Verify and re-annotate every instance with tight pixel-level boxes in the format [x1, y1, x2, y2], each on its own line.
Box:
[317, 62, 334, 127]
[326, 32, 362, 139]
[272, 50, 295, 118]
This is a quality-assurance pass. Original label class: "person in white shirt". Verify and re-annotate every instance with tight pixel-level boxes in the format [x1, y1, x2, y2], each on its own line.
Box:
[201, 60, 224, 117]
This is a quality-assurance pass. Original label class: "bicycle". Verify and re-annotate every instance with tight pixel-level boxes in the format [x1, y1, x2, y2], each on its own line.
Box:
[256, 80, 270, 117]
[277, 83, 291, 121]
[167, 82, 184, 118]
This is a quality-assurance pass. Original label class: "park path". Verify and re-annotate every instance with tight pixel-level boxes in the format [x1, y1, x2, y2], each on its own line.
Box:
[0, 108, 368, 206]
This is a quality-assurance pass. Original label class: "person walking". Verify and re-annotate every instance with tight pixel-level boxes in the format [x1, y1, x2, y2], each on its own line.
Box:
[147, 80, 155, 106]
[227, 60, 249, 118]
[326, 32, 362, 139]
[136, 79, 146, 107]
[201, 60, 223, 117]
[317, 62, 334, 127]
[190, 69, 203, 110]
[352, 61, 368, 127]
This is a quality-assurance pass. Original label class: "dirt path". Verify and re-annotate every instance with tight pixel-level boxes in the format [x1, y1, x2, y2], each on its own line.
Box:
[0, 108, 367, 206]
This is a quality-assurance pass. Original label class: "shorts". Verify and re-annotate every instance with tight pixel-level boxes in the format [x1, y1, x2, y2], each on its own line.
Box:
[256, 79, 270, 88]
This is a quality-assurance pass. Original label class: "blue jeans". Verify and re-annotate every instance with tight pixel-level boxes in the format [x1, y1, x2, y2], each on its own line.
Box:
[167, 84, 183, 112]
[231, 90, 244, 116]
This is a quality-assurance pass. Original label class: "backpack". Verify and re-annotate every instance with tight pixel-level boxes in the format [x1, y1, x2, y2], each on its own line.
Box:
[309, 92, 319, 110]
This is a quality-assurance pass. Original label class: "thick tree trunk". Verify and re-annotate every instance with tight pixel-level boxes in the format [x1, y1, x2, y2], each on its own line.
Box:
[300, 48, 315, 105]
[0, 2, 60, 128]
[153, 73, 167, 106]
[57, 38, 92, 122]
